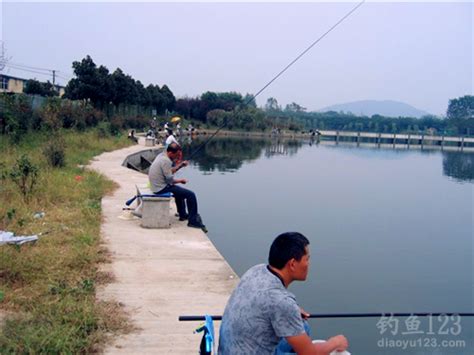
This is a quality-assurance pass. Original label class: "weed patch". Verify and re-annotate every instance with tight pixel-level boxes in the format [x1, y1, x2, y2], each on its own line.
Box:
[0, 129, 132, 352]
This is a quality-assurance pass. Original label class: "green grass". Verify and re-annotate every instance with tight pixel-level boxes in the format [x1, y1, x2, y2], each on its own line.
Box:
[0, 129, 133, 353]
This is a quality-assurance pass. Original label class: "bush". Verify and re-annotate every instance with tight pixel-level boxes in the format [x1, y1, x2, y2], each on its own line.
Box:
[9, 155, 39, 201]
[96, 122, 110, 138]
[39, 97, 62, 131]
[123, 115, 149, 129]
[43, 137, 66, 168]
[109, 116, 124, 136]
[84, 107, 104, 128]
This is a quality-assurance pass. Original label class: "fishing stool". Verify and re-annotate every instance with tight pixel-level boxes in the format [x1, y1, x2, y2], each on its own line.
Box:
[136, 185, 172, 229]
[145, 137, 156, 147]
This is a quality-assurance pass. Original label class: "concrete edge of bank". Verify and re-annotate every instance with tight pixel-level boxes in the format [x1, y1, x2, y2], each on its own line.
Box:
[88, 138, 239, 354]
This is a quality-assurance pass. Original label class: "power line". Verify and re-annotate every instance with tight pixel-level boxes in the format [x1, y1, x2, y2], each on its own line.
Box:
[4, 63, 52, 76]
[9, 61, 53, 73]
[55, 74, 71, 81]
[3, 64, 70, 86]
[4, 61, 73, 80]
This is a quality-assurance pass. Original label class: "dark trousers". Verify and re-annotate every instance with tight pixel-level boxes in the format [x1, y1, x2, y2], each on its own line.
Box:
[157, 185, 199, 223]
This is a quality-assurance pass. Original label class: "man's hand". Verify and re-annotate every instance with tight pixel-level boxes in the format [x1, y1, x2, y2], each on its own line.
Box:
[300, 307, 310, 320]
[171, 160, 188, 174]
[179, 178, 188, 184]
[327, 335, 348, 351]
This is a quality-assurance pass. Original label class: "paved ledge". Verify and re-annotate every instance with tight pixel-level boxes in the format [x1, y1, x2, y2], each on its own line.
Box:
[88, 139, 238, 354]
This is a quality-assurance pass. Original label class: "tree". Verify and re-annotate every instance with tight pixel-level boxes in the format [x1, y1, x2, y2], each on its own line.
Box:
[175, 96, 201, 119]
[265, 97, 281, 112]
[64, 55, 110, 107]
[24, 79, 58, 97]
[135, 80, 150, 107]
[160, 85, 176, 112]
[24, 79, 44, 95]
[147, 84, 165, 113]
[284, 102, 306, 113]
[447, 95, 474, 120]
[206, 109, 229, 127]
[110, 68, 138, 105]
[243, 93, 257, 108]
[447, 95, 474, 134]
[200, 91, 243, 113]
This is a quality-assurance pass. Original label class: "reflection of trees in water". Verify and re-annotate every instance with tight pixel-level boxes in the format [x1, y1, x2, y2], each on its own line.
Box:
[183, 138, 267, 172]
[182, 137, 305, 172]
[442, 152, 474, 182]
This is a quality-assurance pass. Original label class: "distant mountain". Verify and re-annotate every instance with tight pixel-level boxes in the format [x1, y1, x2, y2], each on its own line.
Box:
[318, 100, 431, 118]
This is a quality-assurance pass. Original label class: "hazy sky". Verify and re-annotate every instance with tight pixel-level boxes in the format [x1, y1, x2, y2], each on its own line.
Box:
[1, 1, 472, 115]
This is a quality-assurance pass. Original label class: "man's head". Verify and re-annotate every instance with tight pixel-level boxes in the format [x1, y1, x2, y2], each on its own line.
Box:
[269, 232, 310, 281]
[166, 143, 182, 160]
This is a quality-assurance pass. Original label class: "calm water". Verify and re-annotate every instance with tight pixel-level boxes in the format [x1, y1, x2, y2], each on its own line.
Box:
[175, 137, 474, 354]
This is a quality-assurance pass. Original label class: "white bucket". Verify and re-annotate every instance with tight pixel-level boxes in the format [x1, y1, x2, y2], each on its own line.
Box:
[313, 340, 351, 355]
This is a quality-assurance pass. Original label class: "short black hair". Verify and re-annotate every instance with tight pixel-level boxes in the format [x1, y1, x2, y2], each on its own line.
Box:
[167, 142, 182, 153]
[268, 232, 309, 269]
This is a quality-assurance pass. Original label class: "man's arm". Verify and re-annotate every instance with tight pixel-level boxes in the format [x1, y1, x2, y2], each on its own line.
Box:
[173, 178, 187, 185]
[286, 333, 348, 355]
[171, 160, 188, 174]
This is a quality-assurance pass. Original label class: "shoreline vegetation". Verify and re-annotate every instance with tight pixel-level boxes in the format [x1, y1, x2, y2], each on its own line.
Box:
[5, 55, 471, 140]
[0, 129, 133, 353]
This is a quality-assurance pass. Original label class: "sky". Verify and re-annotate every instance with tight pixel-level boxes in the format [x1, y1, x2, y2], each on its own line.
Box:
[1, 1, 472, 116]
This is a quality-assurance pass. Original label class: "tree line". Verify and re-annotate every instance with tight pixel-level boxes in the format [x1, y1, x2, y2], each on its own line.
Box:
[259, 96, 474, 135]
[63, 56, 175, 113]
[5, 54, 474, 136]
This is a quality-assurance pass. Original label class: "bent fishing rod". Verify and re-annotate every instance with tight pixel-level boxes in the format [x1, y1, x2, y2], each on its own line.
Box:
[187, 0, 366, 160]
[179, 313, 474, 322]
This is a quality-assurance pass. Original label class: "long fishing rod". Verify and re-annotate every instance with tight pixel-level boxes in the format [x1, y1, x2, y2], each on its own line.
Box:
[187, 0, 366, 159]
[179, 312, 474, 322]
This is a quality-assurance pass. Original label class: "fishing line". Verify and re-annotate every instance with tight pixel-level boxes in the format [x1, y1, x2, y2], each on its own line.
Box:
[187, 0, 366, 159]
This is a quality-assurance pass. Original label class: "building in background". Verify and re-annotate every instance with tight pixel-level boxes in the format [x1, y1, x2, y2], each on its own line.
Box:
[0, 74, 65, 96]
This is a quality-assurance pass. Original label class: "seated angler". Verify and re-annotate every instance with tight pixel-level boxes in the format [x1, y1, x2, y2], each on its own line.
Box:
[148, 143, 206, 230]
[219, 232, 349, 355]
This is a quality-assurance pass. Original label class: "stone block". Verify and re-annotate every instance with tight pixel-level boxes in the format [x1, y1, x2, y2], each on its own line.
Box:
[141, 196, 171, 228]
[145, 137, 156, 147]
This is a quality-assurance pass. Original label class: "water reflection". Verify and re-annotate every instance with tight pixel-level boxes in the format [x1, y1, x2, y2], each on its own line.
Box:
[264, 138, 304, 157]
[442, 151, 474, 182]
[181, 138, 265, 172]
[181, 136, 474, 182]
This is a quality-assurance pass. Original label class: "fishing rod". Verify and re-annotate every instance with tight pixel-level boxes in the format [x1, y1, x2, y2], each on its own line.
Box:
[187, 0, 366, 160]
[179, 312, 474, 322]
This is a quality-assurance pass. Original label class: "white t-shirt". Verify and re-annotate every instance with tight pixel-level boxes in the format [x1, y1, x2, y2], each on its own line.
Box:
[165, 135, 178, 147]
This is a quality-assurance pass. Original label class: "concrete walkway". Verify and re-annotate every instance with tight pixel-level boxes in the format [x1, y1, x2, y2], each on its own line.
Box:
[88, 139, 238, 354]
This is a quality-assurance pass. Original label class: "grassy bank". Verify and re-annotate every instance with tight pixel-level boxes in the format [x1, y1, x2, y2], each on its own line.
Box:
[0, 129, 133, 353]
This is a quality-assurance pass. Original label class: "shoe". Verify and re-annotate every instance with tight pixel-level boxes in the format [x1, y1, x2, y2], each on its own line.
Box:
[187, 221, 205, 228]
[187, 221, 206, 229]
[179, 214, 189, 221]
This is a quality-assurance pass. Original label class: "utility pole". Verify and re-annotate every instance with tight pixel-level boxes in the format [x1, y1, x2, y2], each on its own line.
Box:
[52, 70, 56, 86]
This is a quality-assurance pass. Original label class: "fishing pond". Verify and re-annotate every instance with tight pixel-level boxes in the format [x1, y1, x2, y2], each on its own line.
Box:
[177, 136, 473, 354]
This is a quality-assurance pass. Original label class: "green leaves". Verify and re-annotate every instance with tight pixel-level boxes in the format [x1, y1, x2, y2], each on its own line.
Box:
[64, 55, 176, 113]
[9, 154, 39, 201]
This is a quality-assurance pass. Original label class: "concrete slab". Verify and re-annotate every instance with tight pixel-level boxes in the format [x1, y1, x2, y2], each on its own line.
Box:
[88, 139, 238, 354]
